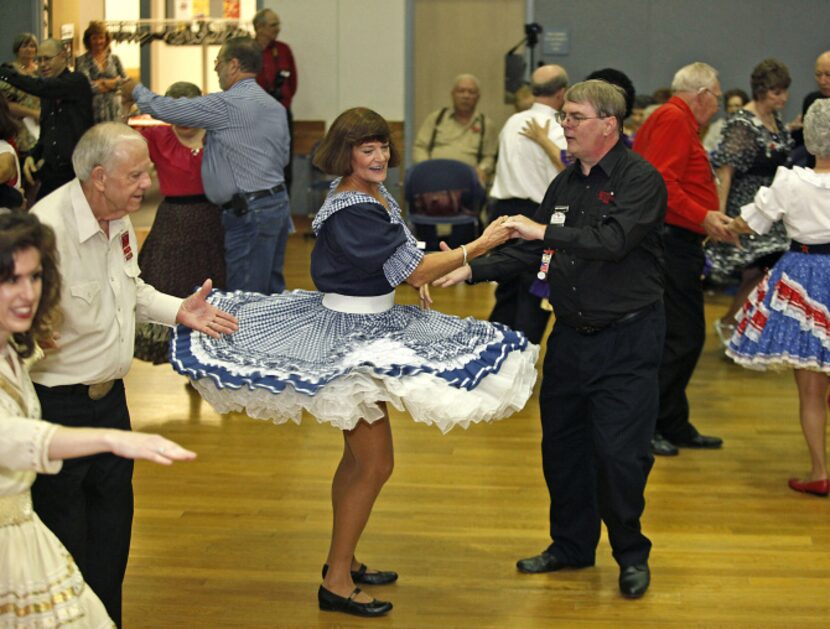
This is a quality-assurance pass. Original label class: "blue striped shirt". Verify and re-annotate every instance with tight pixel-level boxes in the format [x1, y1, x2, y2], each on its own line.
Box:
[133, 78, 289, 205]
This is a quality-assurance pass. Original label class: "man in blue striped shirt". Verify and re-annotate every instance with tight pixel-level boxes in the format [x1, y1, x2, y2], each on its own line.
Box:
[125, 37, 291, 294]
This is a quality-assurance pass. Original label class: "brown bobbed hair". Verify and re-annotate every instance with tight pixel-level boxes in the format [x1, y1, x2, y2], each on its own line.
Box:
[82, 21, 111, 51]
[312, 108, 401, 176]
[750, 58, 791, 101]
[0, 212, 62, 358]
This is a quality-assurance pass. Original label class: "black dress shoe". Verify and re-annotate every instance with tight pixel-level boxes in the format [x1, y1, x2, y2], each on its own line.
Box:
[516, 551, 590, 573]
[651, 433, 679, 456]
[619, 564, 650, 598]
[318, 585, 392, 617]
[673, 433, 723, 449]
[322, 563, 398, 585]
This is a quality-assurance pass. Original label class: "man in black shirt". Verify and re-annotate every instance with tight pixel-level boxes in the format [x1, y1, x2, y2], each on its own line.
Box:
[0, 39, 93, 200]
[435, 80, 667, 598]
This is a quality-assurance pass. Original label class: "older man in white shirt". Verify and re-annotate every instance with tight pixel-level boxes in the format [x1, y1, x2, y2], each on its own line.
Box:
[488, 64, 568, 343]
[29, 122, 237, 627]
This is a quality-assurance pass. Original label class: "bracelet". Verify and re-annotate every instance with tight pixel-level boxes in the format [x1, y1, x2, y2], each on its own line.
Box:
[459, 244, 468, 267]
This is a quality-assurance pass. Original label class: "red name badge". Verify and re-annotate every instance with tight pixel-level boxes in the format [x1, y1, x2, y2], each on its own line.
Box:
[121, 232, 133, 261]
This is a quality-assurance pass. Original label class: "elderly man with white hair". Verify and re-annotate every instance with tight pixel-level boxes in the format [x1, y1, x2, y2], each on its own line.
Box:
[29, 122, 237, 626]
[634, 62, 736, 457]
[412, 73, 498, 184]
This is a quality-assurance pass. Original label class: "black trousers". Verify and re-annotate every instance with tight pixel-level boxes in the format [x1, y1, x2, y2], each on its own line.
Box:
[539, 304, 664, 568]
[488, 198, 551, 344]
[656, 228, 707, 442]
[31, 380, 133, 628]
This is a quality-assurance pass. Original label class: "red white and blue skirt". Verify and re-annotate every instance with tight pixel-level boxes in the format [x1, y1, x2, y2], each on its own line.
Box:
[727, 249, 830, 372]
[171, 290, 539, 432]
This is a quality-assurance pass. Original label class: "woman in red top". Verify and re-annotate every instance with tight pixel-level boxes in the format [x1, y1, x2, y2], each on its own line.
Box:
[134, 82, 226, 363]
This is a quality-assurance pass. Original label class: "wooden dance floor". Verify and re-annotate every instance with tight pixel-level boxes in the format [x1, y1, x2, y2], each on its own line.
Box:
[123, 225, 830, 627]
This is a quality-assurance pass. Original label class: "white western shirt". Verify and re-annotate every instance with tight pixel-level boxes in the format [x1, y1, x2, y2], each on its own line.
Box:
[30, 179, 182, 386]
[490, 102, 566, 204]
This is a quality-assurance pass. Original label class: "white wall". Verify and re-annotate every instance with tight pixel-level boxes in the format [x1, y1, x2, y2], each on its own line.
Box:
[267, 0, 406, 124]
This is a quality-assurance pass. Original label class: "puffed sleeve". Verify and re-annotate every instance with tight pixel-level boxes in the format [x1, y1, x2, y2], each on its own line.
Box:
[711, 117, 758, 173]
[0, 417, 62, 474]
[740, 166, 791, 236]
[326, 203, 424, 286]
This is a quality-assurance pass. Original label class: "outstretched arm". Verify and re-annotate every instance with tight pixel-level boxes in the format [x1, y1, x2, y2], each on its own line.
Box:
[176, 279, 239, 338]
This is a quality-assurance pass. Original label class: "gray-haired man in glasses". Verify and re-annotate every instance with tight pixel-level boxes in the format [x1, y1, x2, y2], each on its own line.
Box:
[0, 39, 93, 200]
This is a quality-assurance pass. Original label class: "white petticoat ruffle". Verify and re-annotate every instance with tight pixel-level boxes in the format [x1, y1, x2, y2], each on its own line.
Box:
[192, 344, 538, 433]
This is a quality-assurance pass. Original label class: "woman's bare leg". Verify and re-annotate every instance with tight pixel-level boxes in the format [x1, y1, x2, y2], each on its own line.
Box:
[793, 369, 829, 481]
[323, 407, 394, 601]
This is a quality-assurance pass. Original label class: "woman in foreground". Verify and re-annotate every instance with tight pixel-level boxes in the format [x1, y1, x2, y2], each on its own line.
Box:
[0, 212, 196, 627]
[171, 108, 538, 617]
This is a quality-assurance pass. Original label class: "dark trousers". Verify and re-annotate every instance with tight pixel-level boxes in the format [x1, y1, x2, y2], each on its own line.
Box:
[539, 304, 664, 568]
[31, 380, 133, 627]
[488, 198, 551, 344]
[657, 228, 706, 442]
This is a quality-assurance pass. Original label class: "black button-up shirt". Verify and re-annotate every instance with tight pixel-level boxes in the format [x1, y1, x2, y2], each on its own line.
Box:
[471, 139, 667, 328]
[0, 67, 93, 177]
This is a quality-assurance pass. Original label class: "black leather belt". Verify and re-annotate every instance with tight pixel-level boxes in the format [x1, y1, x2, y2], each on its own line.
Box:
[663, 224, 705, 243]
[790, 241, 830, 255]
[572, 303, 657, 335]
[36, 380, 120, 401]
[221, 184, 286, 214]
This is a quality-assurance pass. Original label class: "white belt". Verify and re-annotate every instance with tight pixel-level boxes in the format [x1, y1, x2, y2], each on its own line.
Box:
[322, 292, 395, 314]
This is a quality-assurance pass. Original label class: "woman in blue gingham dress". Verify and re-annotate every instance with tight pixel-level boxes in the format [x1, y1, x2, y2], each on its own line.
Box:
[171, 108, 538, 617]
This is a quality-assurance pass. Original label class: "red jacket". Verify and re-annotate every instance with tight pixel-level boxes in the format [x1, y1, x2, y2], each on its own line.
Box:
[633, 96, 717, 234]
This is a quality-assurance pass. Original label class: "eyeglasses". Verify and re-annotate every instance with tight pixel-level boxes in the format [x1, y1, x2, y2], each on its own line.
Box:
[699, 87, 722, 104]
[35, 54, 59, 63]
[554, 112, 608, 127]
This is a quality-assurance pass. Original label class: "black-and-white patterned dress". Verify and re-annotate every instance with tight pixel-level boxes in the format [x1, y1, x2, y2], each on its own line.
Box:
[171, 181, 538, 432]
[705, 109, 792, 283]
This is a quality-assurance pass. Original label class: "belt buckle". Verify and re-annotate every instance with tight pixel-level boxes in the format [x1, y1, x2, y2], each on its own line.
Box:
[576, 325, 601, 335]
[88, 381, 114, 400]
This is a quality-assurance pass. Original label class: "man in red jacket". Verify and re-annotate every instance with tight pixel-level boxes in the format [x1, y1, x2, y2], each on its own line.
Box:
[633, 62, 735, 456]
[254, 8, 298, 191]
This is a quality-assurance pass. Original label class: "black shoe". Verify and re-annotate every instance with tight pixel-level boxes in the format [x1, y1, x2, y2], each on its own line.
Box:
[322, 563, 398, 585]
[673, 434, 723, 449]
[619, 564, 650, 598]
[318, 585, 392, 617]
[651, 433, 679, 456]
[516, 551, 590, 574]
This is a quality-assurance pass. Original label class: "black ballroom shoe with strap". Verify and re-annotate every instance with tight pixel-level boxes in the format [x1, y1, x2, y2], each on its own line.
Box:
[322, 563, 399, 585]
[317, 585, 393, 617]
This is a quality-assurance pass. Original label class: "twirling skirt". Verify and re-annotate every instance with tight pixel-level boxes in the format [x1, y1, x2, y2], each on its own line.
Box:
[171, 290, 539, 432]
[0, 492, 114, 628]
[726, 252, 830, 372]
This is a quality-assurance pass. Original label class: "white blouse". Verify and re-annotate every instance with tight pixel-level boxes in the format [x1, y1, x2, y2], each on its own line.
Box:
[0, 348, 61, 499]
[741, 166, 830, 243]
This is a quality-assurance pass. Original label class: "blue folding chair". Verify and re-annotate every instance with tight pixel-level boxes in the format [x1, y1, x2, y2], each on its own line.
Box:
[404, 159, 485, 250]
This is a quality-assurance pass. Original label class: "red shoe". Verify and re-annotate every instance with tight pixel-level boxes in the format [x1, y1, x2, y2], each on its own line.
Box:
[788, 478, 830, 497]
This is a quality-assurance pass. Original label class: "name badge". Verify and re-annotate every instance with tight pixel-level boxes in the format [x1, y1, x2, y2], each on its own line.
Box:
[550, 205, 568, 227]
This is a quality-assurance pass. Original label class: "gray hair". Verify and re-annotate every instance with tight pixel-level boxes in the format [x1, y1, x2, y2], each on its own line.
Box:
[72, 122, 147, 181]
[804, 99, 830, 158]
[565, 79, 627, 130]
[671, 62, 719, 93]
[532, 69, 569, 97]
[252, 8, 275, 30]
[452, 73, 480, 91]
